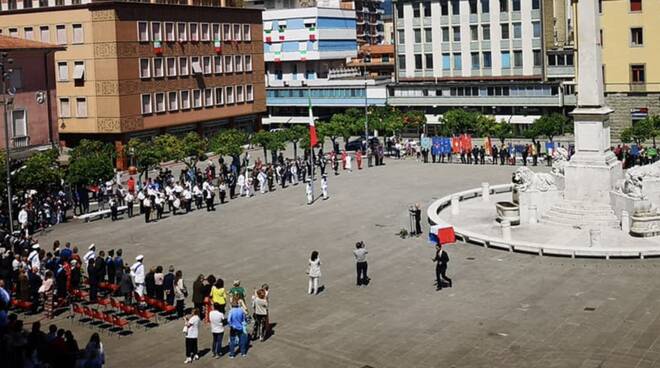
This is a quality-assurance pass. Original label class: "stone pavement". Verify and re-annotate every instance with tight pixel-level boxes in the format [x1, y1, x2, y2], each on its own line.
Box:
[31, 160, 660, 368]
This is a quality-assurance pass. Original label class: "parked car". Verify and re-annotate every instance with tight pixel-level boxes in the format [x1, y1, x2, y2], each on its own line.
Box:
[345, 137, 380, 151]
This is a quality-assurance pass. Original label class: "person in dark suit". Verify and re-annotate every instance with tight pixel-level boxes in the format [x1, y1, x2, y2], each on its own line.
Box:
[163, 265, 176, 306]
[410, 204, 422, 236]
[432, 243, 452, 291]
[106, 249, 116, 284]
[88, 258, 99, 302]
[94, 250, 107, 283]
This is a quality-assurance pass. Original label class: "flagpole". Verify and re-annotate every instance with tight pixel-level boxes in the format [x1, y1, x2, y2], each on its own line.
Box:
[308, 86, 314, 202]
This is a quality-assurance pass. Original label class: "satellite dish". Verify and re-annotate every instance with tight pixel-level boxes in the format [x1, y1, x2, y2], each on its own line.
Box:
[35, 91, 46, 104]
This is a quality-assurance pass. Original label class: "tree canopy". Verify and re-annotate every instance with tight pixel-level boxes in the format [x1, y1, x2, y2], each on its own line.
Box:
[209, 129, 247, 157]
[16, 149, 62, 191]
[67, 140, 115, 185]
[442, 109, 480, 135]
[529, 113, 570, 142]
[620, 117, 656, 145]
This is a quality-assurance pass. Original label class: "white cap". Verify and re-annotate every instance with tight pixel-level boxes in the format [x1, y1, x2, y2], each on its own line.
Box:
[71, 259, 77, 265]
[32, 244, 40, 250]
[136, 255, 144, 261]
[88, 243, 95, 250]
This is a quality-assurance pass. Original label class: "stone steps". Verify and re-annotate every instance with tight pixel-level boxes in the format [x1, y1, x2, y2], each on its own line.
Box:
[541, 200, 620, 229]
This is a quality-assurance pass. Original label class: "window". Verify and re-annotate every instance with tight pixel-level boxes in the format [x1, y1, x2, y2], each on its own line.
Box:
[501, 23, 509, 39]
[513, 50, 522, 67]
[59, 98, 70, 117]
[631, 28, 643, 46]
[165, 22, 175, 42]
[223, 24, 231, 41]
[398, 55, 406, 70]
[191, 56, 202, 74]
[76, 98, 87, 117]
[441, 1, 449, 15]
[451, 0, 459, 15]
[213, 56, 223, 74]
[56, 25, 66, 44]
[212, 24, 221, 41]
[501, 51, 511, 68]
[532, 0, 540, 9]
[151, 22, 162, 42]
[224, 55, 233, 73]
[630, 0, 642, 12]
[154, 92, 166, 113]
[201, 23, 210, 41]
[442, 27, 449, 42]
[245, 55, 252, 72]
[499, 0, 508, 12]
[532, 21, 541, 38]
[73, 61, 85, 81]
[414, 29, 421, 44]
[230, 24, 240, 41]
[57, 62, 68, 81]
[203, 56, 212, 74]
[141, 94, 152, 114]
[413, 3, 420, 18]
[470, 25, 478, 41]
[179, 57, 189, 76]
[471, 52, 479, 69]
[512, 0, 520, 11]
[631, 64, 645, 83]
[512, 23, 521, 39]
[189, 23, 199, 41]
[168, 91, 178, 111]
[9, 28, 18, 38]
[414, 54, 422, 70]
[11, 110, 26, 138]
[483, 52, 491, 68]
[153, 57, 164, 78]
[398, 30, 405, 45]
[423, 2, 431, 16]
[453, 53, 462, 69]
[178, 23, 188, 41]
[72, 24, 83, 44]
[23, 27, 33, 40]
[193, 90, 202, 108]
[243, 24, 251, 41]
[180, 90, 191, 110]
[236, 85, 244, 103]
[442, 53, 450, 70]
[397, 3, 404, 18]
[234, 55, 243, 72]
[469, 0, 477, 13]
[533, 49, 542, 66]
[481, 0, 489, 13]
[40, 26, 50, 43]
[138, 21, 149, 42]
[166, 57, 177, 77]
[425, 54, 433, 69]
[246, 85, 253, 102]
[215, 87, 224, 105]
[453, 26, 460, 42]
[139, 58, 151, 78]
[482, 25, 490, 40]
[226, 86, 234, 104]
[424, 28, 432, 43]
[23, 0, 32, 8]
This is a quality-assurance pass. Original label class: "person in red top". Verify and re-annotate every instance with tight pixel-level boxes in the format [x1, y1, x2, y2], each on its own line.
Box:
[356, 149, 363, 170]
[127, 176, 136, 194]
[341, 151, 347, 170]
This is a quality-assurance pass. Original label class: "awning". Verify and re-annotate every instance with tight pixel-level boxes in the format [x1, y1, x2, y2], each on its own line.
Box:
[303, 18, 316, 24]
[278, 20, 287, 26]
[73, 63, 85, 80]
[191, 61, 202, 74]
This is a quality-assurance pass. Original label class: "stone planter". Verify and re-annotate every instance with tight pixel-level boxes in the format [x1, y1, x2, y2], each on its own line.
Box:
[496, 201, 520, 226]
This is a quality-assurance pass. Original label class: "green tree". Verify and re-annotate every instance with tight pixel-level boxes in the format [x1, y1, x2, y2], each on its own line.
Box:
[402, 110, 426, 135]
[328, 112, 359, 147]
[125, 138, 162, 181]
[209, 129, 247, 158]
[284, 125, 308, 158]
[67, 139, 115, 185]
[178, 132, 208, 170]
[478, 116, 513, 144]
[152, 134, 183, 163]
[15, 149, 62, 191]
[252, 130, 273, 163]
[530, 113, 570, 142]
[442, 109, 479, 135]
[620, 118, 655, 145]
[317, 120, 343, 150]
[266, 130, 288, 159]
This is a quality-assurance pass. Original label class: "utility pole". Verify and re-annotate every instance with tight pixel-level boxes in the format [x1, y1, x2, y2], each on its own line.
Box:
[0, 52, 14, 233]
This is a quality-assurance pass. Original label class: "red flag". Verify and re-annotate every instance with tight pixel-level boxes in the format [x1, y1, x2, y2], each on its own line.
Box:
[308, 96, 318, 147]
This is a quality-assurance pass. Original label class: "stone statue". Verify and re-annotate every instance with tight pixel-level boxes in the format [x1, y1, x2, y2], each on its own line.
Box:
[620, 162, 660, 199]
[512, 167, 557, 192]
[551, 147, 569, 177]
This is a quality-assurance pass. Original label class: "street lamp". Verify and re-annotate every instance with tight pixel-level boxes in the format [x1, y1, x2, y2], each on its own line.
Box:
[0, 52, 14, 233]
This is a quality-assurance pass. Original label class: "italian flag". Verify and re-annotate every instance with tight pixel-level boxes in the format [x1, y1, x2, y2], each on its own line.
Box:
[308, 95, 318, 147]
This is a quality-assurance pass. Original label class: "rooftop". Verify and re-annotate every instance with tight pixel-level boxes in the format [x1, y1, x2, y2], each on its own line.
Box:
[0, 35, 65, 51]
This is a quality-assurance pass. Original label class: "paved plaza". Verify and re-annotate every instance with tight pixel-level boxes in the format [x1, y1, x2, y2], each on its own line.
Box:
[33, 159, 660, 368]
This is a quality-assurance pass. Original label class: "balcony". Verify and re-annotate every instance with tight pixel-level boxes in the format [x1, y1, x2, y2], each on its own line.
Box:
[630, 83, 647, 93]
[11, 136, 30, 148]
[546, 65, 575, 78]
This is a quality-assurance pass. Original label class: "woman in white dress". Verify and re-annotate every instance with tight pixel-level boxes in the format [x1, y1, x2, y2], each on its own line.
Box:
[345, 153, 352, 172]
[307, 251, 321, 295]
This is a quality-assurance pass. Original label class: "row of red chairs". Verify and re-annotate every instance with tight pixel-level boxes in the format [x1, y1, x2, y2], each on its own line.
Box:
[11, 299, 33, 311]
[71, 304, 130, 335]
[104, 297, 158, 326]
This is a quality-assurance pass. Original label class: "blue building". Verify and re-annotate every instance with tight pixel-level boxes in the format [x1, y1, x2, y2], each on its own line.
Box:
[262, 6, 388, 126]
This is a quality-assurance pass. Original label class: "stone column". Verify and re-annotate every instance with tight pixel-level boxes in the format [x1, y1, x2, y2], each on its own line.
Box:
[589, 228, 601, 247]
[501, 220, 511, 241]
[621, 210, 630, 233]
[451, 195, 460, 215]
[481, 182, 490, 202]
[529, 205, 538, 224]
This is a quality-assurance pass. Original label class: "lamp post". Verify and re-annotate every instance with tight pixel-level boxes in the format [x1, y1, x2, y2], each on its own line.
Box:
[0, 52, 14, 233]
[363, 52, 370, 154]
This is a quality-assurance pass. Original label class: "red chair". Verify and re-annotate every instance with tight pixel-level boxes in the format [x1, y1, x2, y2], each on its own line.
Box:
[136, 308, 157, 328]
[96, 298, 111, 309]
[133, 292, 145, 304]
[110, 298, 121, 311]
[112, 315, 130, 334]
[144, 296, 158, 308]
[155, 300, 176, 314]
[71, 304, 84, 322]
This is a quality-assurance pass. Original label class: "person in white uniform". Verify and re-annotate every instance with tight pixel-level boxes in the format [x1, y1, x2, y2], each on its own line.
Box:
[28, 244, 40, 270]
[131, 254, 146, 299]
[83, 244, 96, 268]
[321, 174, 329, 200]
[305, 180, 313, 205]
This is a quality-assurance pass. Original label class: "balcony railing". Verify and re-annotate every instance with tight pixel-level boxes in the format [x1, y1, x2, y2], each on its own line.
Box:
[11, 136, 30, 148]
